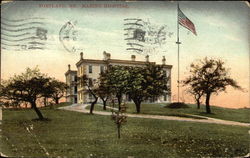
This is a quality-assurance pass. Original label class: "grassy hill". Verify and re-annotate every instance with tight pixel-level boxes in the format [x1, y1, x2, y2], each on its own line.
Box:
[1, 103, 249, 157]
[88, 103, 250, 123]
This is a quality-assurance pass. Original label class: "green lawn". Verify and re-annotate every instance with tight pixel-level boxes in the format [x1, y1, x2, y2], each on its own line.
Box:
[88, 103, 250, 123]
[42, 102, 72, 109]
[1, 104, 249, 158]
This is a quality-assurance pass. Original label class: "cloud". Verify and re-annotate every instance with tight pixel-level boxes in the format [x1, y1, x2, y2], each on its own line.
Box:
[77, 26, 122, 38]
[224, 34, 241, 42]
[44, 18, 65, 26]
[203, 16, 228, 28]
[75, 27, 124, 47]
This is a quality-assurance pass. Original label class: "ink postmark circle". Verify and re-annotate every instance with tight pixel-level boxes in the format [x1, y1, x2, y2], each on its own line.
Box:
[59, 20, 78, 53]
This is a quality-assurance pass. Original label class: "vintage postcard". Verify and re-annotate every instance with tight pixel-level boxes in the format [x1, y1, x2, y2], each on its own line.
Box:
[0, 1, 249, 157]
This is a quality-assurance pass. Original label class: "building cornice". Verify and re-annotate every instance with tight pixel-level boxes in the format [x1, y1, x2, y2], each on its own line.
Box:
[162, 65, 173, 69]
[76, 59, 107, 66]
[75, 58, 172, 69]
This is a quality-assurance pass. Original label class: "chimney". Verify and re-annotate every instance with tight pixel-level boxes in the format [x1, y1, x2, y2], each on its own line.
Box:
[103, 51, 107, 60]
[103, 51, 111, 60]
[145, 55, 149, 62]
[162, 56, 166, 65]
[68, 64, 71, 70]
[80, 52, 83, 60]
[131, 55, 136, 61]
[106, 53, 111, 60]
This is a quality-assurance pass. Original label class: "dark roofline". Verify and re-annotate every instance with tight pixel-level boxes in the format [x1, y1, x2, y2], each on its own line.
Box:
[162, 65, 173, 69]
[76, 59, 107, 66]
[76, 58, 172, 69]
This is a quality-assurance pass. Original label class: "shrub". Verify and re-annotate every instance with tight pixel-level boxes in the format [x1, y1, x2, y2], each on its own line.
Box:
[165, 102, 189, 109]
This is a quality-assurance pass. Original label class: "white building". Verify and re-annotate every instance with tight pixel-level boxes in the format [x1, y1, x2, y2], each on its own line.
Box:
[65, 51, 172, 104]
[65, 65, 78, 104]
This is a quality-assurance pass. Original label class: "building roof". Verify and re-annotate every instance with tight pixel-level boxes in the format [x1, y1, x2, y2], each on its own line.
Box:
[76, 59, 172, 69]
[65, 70, 77, 76]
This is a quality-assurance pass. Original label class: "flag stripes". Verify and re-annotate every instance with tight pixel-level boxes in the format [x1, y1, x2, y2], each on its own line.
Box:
[178, 7, 197, 36]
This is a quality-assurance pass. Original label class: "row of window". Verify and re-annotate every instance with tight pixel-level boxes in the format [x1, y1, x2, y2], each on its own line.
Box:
[77, 90, 94, 102]
[77, 92, 169, 102]
[88, 65, 169, 75]
[76, 65, 170, 89]
[78, 91, 94, 102]
[88, 65, 105, 74]
[78, 65, 105, 75]
[78, 78, 95, 88]
[66, 86, 78, 95]
[84, 65, 170, 75]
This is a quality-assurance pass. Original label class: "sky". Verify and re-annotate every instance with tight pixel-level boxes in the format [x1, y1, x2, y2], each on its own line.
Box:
[1, 1, 249, 108]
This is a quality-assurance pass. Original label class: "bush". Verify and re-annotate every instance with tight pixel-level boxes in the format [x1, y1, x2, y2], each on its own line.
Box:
[165, 102, 189, 109]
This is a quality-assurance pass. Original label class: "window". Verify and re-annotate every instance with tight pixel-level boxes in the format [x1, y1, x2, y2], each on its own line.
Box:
[100, 65, 104, 73]
[74, 86, 77, 94]
[88, 78, 93, 87]
[163, 70, 167, 77]
[74, 97, 77, 103]
[89, 65, 92, 73]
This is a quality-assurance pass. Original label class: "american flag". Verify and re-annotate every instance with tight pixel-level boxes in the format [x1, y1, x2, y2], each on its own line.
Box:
[178, 7, 197, 36]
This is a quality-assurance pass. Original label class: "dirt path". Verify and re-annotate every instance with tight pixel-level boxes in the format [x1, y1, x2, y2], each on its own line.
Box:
[59, 104, 250, 127]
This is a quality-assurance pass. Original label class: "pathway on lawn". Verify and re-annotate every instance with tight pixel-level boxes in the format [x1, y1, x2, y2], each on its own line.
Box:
[59, 104, 250, 127]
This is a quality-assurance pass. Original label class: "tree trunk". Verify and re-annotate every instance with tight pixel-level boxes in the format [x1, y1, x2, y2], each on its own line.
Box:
[117, 94, 122, 111]
[205, 93, 211, 114]
[101, 98, 107, 110]
[43, 97, 47, 107]
[196, 98, 200, 109]
[90, 97, 98, 114]
[31, 102, 44, 120]
[133, 99, 142, 113]
[55, 98, 59, 104]
[117, 124, 121, 139]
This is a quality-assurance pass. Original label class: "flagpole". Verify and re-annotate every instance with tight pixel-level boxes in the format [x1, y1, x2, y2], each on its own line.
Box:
[176, 2, 181, 102]
[0, 50, 1, 85]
